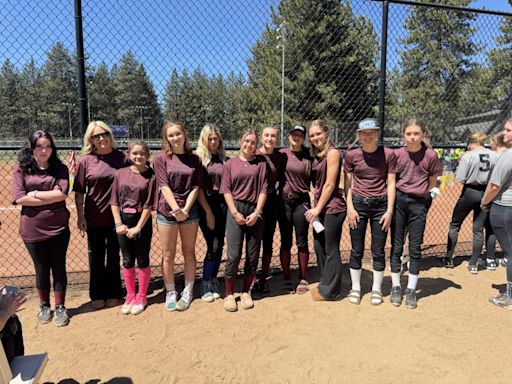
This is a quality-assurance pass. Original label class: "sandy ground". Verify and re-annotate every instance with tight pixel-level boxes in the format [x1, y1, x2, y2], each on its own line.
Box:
[13, 256, 512, 384]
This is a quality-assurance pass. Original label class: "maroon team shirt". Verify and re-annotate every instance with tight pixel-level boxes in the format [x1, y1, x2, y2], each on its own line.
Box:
[344, 146, 397, 197]
[202, 154, 226, 192]
[110, 167, 156, 212]
[395, 143, 442, 197]
[12, 163, 70, 242]
[279, 147, 312, 196]
[220, 156, 268, 204]
[256, 148, 284, 193]
[153, 151, 202, 217]
[73, 149, 129, 228]
[311, 147, 346, 214]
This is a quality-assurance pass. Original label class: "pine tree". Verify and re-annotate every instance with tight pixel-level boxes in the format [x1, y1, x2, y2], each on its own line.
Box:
[0, 60, 20, 138]
[388, 0, 477, 141]
[89, 62, 116, 123]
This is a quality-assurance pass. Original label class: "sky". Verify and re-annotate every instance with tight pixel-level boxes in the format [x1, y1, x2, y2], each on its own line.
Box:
[1, 0, 511, 100]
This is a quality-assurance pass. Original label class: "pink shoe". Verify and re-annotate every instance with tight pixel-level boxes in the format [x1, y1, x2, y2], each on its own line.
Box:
[121, 294, 136, 315]
[131, 294, 147, 315]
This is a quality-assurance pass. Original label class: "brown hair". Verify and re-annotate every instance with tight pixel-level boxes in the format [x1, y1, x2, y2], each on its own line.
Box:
[309, 119, 332, 158]
[161, 120, 192, 156]
[402, 117, 428, 135]
[127, 140, 151, 167]
[469, 132, 487, 147]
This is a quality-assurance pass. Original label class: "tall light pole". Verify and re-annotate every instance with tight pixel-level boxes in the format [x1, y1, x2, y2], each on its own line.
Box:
[277, 22, 286, 146]
[62, 102, 74, 143]
[135, 105, 149, 140]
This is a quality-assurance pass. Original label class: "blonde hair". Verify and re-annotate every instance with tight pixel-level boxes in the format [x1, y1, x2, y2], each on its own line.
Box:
[161, 120, 192, 157]
[82, 121, 117, 155]
[309, 119, 332, 158]
[469, 132, 487, 147]
[196, 123, 226, 167]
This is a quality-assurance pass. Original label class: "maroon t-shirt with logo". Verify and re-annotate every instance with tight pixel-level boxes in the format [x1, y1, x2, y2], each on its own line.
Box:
[256, 148, 284, 193]
[73, 149, 129, 228]
[220, 156, 268, 204]
[395, 144, 442, 197]
[12, 163, 70, 242]
[110, 167, 156, 211]
[344, 146, 397, 197]
[279, 147, 312, 196]
[202, 154, 226, 192]
[153, 151, 202, 217]
[311, 147, 346, 214]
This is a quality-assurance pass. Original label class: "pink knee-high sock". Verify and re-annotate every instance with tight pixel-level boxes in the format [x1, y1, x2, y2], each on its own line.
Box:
[280, 250, 292, 281]
[298, 248, 309, 281]
[225, 278, 235, 296]
[54, 290, 66, 306]
[122, 267, 136, 302]
[137, 267, 151, 300]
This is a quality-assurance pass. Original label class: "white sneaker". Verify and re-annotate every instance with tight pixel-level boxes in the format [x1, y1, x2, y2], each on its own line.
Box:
[210, 278, 221, 300]
[165, 290, 177, 312]
[176, 290, 193, 311]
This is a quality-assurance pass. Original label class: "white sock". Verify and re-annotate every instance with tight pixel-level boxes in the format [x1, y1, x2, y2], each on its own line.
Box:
[184, 280, 195, 294]
[391, 272, 401, 288]
[372, 270, 384, 292]
[350, 268, 362, 291]
[165, 282, 175, 292]
[486, 258, 494, 264]
[407, 274, 419, 291]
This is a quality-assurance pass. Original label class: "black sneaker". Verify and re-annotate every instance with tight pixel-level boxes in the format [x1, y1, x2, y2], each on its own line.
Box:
[37, 304, 52, 324]
[405, 288, 417, 309]
[54, 305, 69, 327]
[444, 256, 454, 269]
[252, 280, 270, 295]
[390, 286, 402, 307]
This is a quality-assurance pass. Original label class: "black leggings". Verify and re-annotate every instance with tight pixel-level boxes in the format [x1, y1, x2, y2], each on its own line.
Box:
[313, 212, 346, 300]
[224, 200, 264, 280]
[278, 194, 310, 251]
[117, 212, 152, 269]
[490, 203, 512, 281]
[87, 226, 122, 301]
[446, 185, 488, 265]
[199, 193, 227, 264]
[24, 229, 70, 294]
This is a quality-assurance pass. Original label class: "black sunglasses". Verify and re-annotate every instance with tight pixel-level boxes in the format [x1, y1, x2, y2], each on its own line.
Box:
[91, 132, 109, 141]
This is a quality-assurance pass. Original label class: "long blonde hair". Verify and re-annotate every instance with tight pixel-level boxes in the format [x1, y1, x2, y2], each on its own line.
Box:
[309, 119, 332, 158]
[161, 120, 192, 156]
[196, 123, 226, 167]
[82, 121, 118, 155]
[469, 132, 487, 147]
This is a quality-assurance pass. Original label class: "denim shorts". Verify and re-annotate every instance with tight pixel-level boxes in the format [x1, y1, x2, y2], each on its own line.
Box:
[157, 203, 200, 226]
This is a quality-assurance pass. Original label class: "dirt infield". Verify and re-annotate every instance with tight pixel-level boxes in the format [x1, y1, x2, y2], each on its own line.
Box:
[16, 258, 511, 384]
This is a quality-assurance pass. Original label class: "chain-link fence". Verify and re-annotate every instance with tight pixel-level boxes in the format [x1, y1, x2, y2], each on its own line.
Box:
[1, 0, 510, 286]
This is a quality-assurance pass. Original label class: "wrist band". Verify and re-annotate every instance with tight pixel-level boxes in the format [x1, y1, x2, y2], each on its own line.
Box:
[115, 222, 124, 228]
[33, 191, 38, 198]
[232, 211, 238, 218]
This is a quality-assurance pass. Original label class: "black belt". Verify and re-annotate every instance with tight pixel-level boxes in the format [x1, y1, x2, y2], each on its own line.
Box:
[397, 190, 426, 200]
[464, 184, 486, 191]
[353, 194, 387, 204]
[282, 192, 308, 200]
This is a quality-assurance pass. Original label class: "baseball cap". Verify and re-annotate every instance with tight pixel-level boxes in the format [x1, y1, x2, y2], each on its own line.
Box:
[357, 118, 380, 132]
[289, 125, 306, 135]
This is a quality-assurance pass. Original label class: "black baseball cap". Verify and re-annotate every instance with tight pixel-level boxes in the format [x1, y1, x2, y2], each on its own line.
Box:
[289, 125, 306, 135]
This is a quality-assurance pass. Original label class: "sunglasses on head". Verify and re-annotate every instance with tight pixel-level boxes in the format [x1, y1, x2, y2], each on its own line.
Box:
[91, 132, 109, 141]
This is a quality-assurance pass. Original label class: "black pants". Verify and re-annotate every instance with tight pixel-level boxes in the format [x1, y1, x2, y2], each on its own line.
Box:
[224, 200, 264, 280]
[490, 203, 512, 281]
[117, 212, 152, 269]
[278, 194, 310, 251]
[349, 196, 388, 272]
[199, 192, 227, 264]
[87, 226, 122, 301]
[313, 212, 346, 300]
[24, 229, 70, 294]
[262, 193, 280, 255]
[446, 185, 488, 265]
[390, 191, 428, 275]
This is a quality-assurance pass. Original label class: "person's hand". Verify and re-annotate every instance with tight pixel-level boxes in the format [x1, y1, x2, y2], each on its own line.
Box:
[0, 287, 26, 318]
[480, 203, 490, 212]
[233, 212, 246, 226]
[380, 210, 393, 231]
[305, 207, 321, 223]
[206, 211, 215, 230]
[77, 216, 87, 236]
[126, 226, 141, 239]
[245, 212, 259, 226]
[116, 224, 128, 235]
[348, 208, 360, 230]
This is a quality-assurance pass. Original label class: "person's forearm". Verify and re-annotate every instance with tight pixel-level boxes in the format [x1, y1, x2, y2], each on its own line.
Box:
[75, 193, 85, 219]
[183, 187, 199, 212]
[254, 193, 267, 216]
[111, 205, 123, 225]
[482, 183, 501, 206]
[386, 177, 396, 213]
[197, 189, 213, 216]
[136, 209, 152, 229]
[160, 186, 180, 211]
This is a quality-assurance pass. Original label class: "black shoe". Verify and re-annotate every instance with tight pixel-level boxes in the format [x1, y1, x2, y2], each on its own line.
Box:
[405, 288, 417, 309]
[37, 304, 52, 324]
[253, 280, 270, 295]
[390, 286, 402, 307]
[444, 256, 454, 268]
[53, 305, 69, 327]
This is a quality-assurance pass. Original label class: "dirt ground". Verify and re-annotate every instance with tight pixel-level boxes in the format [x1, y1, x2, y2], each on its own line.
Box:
[14, 256, 512, 384]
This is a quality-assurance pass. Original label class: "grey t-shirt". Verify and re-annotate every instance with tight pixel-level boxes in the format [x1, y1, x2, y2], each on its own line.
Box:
[455, 148, 497, 185]
[489, 148, 512, 206]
